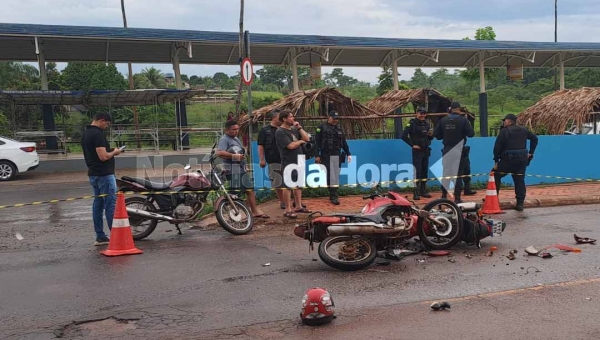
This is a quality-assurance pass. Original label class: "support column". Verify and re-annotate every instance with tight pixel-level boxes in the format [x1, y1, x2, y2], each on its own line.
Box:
[478, 51, 488, 137]
[172, 45, 189, 148]
[36, 37, 58, 150]
[292, 59, 299, 92]
[291, 48, 299, 92]
[559, 60, 565, 90]
[392, 59, 399, 91]
[392, 59, 401, 139]
[172, 46, 183, 89]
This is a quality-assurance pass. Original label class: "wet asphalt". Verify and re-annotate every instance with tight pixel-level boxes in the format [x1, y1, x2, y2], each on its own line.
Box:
[1, 181, 600, 339]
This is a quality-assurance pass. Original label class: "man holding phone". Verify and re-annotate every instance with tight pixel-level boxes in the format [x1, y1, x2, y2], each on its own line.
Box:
[81, 112, 122, 246]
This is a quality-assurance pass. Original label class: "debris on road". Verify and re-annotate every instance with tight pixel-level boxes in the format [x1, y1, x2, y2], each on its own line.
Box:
[486, 246, 497, 257]
[430, 301, 451, 311]
[15, 233, 24, 240]
[426, 250, 450, 257]
[262, 263, 271, 267]
[525, 246, 540, 256]
[574, 234, 596, 244]
[525, 266, 542, 274]
[507, 250, 516, 260]
[552, 244, 581, 253]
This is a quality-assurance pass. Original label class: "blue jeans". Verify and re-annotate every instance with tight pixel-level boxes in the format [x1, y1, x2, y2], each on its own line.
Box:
[89, 175, 117, 239]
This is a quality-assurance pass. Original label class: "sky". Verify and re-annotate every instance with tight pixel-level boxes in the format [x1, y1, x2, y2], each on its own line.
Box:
[2, 0, 599, 85]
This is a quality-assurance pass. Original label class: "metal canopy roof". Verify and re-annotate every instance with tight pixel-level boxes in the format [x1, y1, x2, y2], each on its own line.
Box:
[2, 23, 600, 69]
[0, 89, 207, 106]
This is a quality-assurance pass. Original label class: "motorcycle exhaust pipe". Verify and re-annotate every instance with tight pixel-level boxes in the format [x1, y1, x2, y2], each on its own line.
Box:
[126, 207, 175, 222]
[327, 225, 402, 237]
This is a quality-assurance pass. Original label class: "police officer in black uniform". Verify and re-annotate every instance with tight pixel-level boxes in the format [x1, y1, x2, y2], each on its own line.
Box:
[459, 109, 478, 196]
[493, 113, 538, 211]
[315, 110, 351, 205]
[434, 101, 475, 203]
[401, 106, 433, 200]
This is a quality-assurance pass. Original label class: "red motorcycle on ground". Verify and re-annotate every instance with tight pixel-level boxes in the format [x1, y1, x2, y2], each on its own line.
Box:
[117, 146, 254, 240]
[294, 184, 465, 271]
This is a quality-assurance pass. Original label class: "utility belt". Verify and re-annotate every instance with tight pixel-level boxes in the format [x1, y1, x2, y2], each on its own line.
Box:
[502, 149, 528, 161]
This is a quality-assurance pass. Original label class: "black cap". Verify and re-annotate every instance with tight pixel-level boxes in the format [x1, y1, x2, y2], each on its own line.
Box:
[328, 110, 340, 118]
[417, 106, 427, 113]
[502, 113, 517, 122]
[450, 101, 461, 109]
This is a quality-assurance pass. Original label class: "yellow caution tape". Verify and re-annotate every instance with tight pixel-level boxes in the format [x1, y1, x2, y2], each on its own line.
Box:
[0, 172, 597, 210]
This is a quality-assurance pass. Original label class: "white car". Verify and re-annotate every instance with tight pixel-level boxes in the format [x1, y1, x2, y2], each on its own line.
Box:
[0, 136, 40, 181]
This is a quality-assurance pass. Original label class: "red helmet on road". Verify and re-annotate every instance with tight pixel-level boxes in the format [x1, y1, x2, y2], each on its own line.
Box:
[300, 287, 336, 326]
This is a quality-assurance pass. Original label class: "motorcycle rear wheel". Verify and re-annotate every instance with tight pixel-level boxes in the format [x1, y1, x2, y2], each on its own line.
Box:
[125, 196, 159, 240]
[417, 198, 464, 250]
[318, 236, 377, 271]
[216, 198, 254, 235]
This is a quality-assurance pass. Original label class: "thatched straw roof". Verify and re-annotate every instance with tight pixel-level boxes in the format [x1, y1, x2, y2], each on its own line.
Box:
[366, 88, 453, 115]
[517, 88, 600, 134]
[238, 87, 383, 139]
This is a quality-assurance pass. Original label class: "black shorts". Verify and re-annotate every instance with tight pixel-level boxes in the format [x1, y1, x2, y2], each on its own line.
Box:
[226, 172, 254, 197]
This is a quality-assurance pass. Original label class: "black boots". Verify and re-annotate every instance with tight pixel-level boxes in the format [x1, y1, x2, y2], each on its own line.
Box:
[420, 182, 432, 198]
[464, 182, 477, 196]
[414, 182, 431, 200]
[329, 191, 340, 205]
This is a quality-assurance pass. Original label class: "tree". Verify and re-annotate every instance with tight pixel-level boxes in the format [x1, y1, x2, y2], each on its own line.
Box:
[58, 63, 127, 91]
[409, 68, 430, 89]
[0, 62, 40, 90]
[133, 73, 152, 89]
[140, 67, 166, 89]
[460, 26, 500, 84]
[46, 62, 61, 90]
[376, 67, 408, 96]
[212, 72, 230, 88]
[323, 68, 359, 87]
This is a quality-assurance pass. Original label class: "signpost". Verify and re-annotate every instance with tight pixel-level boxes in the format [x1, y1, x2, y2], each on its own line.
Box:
[242, 31, 254, 181]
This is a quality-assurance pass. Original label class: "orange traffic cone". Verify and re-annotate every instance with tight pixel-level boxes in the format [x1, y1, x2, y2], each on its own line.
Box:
[481, 172, 504, 214]
[100, 192, 143, 257]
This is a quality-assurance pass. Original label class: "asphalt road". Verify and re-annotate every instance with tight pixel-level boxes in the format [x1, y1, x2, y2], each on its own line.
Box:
[1, 182, 600, 339]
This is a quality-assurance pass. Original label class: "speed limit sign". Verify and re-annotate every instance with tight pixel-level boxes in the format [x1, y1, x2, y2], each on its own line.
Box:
[241, 58, 254, 85]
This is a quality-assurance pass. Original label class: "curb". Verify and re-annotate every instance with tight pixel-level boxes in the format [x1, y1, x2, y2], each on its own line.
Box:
[500, 196, 600, 209]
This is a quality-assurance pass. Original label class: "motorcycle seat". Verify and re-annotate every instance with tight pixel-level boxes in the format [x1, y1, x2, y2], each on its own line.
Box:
[330, 213, 384, 224]
[121, 176, 172, 191]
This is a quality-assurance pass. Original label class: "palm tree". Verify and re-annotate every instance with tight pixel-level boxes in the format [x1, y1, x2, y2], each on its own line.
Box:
[140, 67, 167, 89]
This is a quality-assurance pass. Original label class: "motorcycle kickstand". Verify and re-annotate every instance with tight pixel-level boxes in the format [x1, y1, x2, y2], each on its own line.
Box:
[175, 224, 183, 235]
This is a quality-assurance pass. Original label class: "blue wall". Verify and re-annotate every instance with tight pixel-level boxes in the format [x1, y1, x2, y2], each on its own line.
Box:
[250, 134, 600, 191]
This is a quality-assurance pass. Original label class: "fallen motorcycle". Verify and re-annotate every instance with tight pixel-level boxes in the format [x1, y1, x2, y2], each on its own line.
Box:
[293, 184, 465, 271]
[116, 145, 254, 240]
[444, 201, 507, 249]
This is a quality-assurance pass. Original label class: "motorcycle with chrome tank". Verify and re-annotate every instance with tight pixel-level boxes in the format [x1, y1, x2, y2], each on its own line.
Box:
[294, 184, 465, 271]
[116, 145, 254, 240]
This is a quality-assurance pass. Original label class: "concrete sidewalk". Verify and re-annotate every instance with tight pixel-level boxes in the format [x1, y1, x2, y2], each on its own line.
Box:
[253, 182, 600, 219]
[6, 168, 600, 216]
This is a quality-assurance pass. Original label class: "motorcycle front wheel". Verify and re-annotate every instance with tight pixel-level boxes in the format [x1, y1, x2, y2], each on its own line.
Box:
[417, 198, 464, 250]
[125, 196, 159, 240]
[215, 198, 254, 235]
[318, 236, 377, 271]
